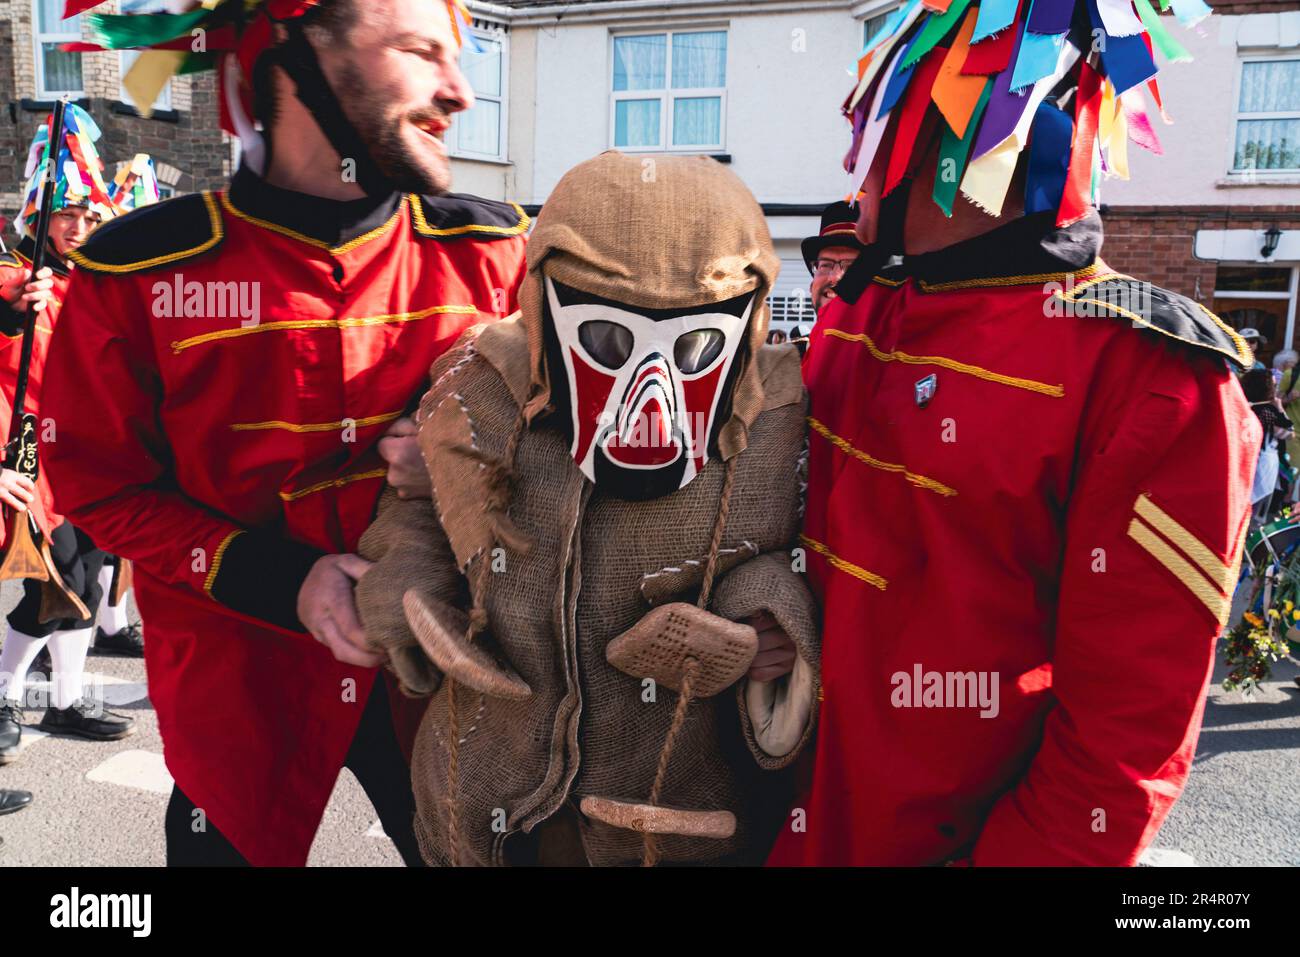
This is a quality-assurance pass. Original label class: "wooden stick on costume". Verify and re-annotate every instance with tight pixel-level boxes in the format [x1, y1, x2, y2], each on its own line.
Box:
[0, 97, 91, 623]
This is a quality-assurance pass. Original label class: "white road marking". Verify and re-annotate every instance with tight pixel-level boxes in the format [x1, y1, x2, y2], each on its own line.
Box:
[1138, 846, 1197, 867]
[86, 749, 173, 795]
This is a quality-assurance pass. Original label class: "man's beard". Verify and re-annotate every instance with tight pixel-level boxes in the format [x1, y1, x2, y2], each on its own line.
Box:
[339, 65, 452, 195]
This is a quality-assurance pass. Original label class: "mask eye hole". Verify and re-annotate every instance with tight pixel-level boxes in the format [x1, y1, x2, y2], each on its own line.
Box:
[674, 329, 726, 374]
[578, 320, 634, 370]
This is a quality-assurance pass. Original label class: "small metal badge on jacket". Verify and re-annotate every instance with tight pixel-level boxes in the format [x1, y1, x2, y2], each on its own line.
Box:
[915, 373, 937, 409]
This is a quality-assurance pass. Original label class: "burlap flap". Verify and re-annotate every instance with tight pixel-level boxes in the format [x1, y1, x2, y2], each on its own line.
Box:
[418, 392, 498, 571]
[357, 490, 466, 697]
[474, 318, 532, 409]
[639, 541, 760, 607]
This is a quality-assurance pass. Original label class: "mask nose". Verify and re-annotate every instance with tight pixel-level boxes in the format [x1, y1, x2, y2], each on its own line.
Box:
[620, 353, 673, 448]
[604, 353, 682, 468]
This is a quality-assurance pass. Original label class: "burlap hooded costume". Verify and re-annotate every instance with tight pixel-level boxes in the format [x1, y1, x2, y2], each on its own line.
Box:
[356, 152, 820, 866]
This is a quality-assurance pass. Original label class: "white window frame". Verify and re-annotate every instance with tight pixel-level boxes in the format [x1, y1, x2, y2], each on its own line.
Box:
[1228, 54, 1300, 176]
[608, 28, 728, 153]
[448, 26, 509, 163]
[862, 2, 900, 50]
[33, 1, 84, 99]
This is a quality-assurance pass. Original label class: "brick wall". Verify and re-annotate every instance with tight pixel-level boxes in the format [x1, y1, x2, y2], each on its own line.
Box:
[1, 0, 230, 230]
[0, 15, 21, 223]
[1100, 206, 1300, 302]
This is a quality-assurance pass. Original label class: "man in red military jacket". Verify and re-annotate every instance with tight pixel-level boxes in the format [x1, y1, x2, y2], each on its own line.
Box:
[771, 2, 1259, 865]
[42, 0, 526, 866]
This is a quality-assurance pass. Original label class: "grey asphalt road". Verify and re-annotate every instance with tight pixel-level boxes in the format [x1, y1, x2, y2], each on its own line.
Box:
[0, 578, 400, 867]
[0, 577, 1295, 867]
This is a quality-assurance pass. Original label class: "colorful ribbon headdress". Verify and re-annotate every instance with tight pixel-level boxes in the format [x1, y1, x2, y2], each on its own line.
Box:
[843, 0, 1210, 226]
[62, 0, 476, 181]
[108, 154, 163, 214]
[15, 103, 115, 241]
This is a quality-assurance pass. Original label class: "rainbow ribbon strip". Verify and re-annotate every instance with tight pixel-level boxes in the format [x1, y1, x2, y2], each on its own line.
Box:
[63, 1, 479, 124]
[842, 0, 1205, 226]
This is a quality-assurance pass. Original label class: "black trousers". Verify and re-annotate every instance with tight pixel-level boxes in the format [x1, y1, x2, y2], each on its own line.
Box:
[7, 522, 106, 637]
[165, 675, 425, 867]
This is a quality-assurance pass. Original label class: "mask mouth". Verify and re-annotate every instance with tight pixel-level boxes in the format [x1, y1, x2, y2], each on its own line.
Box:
[601, 353, 683, 469]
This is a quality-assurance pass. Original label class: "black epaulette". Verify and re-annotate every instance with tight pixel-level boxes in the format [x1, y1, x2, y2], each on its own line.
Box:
[1060, 275, 1253, 369]
[69, 192, 224, 274]
[409, 193, 529, 241]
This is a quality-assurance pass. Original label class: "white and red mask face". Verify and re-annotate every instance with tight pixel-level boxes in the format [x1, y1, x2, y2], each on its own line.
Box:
[544, 275, 754, 499]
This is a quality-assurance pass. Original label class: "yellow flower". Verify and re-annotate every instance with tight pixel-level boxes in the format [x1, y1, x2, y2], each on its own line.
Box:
[1269, 608, 1281, 619]
[1244, 612, 1264, 627]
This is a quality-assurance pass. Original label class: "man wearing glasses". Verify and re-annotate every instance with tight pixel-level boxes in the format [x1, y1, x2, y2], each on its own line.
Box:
[804, 202, 869, 316]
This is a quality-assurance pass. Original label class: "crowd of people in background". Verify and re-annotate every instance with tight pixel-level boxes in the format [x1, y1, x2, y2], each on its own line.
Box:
[1241, 328, 1300, 528]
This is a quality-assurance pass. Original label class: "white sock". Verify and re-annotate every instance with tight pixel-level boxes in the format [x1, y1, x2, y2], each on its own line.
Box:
[48, 627, 92, 709]
[0, 626, 50, 703]
[96, 565, 130, 635]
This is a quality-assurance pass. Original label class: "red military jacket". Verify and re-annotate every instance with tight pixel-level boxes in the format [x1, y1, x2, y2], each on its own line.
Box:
[0, 237, 72, 541]
[42, 169, 529, 865]
[769, 210, 1259, 866]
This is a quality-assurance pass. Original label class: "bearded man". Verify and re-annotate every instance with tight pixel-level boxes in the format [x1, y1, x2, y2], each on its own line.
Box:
[41, 0, 527, 866]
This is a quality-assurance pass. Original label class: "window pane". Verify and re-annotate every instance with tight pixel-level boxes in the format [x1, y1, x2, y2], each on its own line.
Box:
[37, 0, 76, 33]
[672, 31, 726, 89]
[615, 99, 661, 147]
[41, 44, 82, 94]
[1215, 266, 1292, 293]
[613, 35, 665, 91]
[1239, 60, 1300, 113]
[1234, 118, 1300, 170]
[672, 96, 721, 146]
[456, 99, 501, 156]
[461, 36, 502, 98]
[863, 11, 893, 49]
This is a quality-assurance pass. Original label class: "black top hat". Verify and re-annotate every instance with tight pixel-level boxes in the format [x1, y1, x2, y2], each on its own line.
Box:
[801, 201, 868, 275]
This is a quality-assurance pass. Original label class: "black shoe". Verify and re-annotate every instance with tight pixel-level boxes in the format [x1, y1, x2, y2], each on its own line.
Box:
[94, 623, 144, 658]
[0, 788, 32, 816]
[0, 701, 21, 765]
[37, 699, 135, 741]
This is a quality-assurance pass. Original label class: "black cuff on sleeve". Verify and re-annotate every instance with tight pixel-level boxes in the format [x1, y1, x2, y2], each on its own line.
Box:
[0, 299, 25, 339]
[208, 530, 326, 632]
